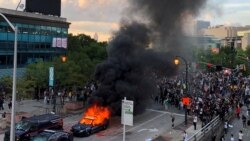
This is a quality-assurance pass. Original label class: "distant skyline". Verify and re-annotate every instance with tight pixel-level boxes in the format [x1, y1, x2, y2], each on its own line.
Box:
[0, 0, 250, 41]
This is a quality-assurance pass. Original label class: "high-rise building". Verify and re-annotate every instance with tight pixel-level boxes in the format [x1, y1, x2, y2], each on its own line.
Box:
[194, 20, 210, 35]
[0, 7, 70, 69]
[201, 25, 250, 49]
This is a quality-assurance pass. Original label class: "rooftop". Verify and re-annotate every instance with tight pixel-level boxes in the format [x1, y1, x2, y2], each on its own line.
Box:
[0, 7, 67, 23]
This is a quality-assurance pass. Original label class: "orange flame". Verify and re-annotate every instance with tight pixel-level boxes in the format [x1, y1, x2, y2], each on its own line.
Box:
[80, 104, 111, 126]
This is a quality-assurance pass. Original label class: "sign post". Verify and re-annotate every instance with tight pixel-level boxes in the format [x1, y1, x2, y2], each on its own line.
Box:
[121, 97, 134, 141]
[49, 67, 54, 87]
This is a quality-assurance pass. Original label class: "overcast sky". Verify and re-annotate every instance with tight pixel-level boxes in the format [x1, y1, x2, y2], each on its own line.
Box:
[0, 0, 250, 41]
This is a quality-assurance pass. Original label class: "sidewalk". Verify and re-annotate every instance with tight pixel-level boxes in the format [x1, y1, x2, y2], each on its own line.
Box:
[224, 106, 250, 141]
[0, 99, 53, 116]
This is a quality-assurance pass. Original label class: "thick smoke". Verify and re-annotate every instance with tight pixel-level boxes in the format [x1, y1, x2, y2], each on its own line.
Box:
[91, 0, 207, 115]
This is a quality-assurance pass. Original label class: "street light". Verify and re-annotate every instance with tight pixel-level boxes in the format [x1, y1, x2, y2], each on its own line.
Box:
[61, 56, 67, 63]
[0, 12, 18, 141]
[174, 56, 188, 125]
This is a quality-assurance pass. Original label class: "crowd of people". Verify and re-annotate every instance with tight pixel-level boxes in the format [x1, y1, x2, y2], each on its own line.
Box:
[43, 80, 97, 106]
[155, 70, 250, 140]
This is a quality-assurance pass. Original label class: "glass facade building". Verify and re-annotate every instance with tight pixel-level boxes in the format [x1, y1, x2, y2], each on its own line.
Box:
[0, 8, 70, 68]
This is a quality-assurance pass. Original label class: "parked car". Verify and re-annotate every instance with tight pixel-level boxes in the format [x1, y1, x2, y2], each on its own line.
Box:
[71, 116, 109, 137]
[4, 114, 63, 141]
[30, 130, 73, 141]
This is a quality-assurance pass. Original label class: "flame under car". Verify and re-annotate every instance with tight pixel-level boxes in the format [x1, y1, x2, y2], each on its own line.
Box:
[71, 104, 110, 137]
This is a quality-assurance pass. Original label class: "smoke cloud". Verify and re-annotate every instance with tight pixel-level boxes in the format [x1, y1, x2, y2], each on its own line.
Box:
[91, 0, 207, 115]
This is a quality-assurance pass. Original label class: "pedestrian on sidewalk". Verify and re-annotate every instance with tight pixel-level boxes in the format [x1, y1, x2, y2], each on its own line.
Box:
[238, 130, 243, 141]
[0, 97, 4, 110]
[171, 113, 175, 128]
[183, 130, 188, 141]
[220, 135, 225, 141]
[8, 99, 12, 109]
[163, 98, 168, 110]
[236, 106, 241, 119]
[230, 133, 234, 141]
[224, 120, 228, 134]
[242, 115, 247, 128]
[193, 115, 197, 130]
[2, 112, 6, 118]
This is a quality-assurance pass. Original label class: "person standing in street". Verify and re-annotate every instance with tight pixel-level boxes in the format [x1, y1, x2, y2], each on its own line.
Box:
[171, 113, 175, 128]
[193, 115, 198, 130]
[236, 106, 241, 119]
[183, 130, 188, 141]
[224, 120, 228, 134]
[242, 115, 247, 128]
[163, 97, 168, 110]
[230, 133, 234, 141]
[238, 130, 243, 141]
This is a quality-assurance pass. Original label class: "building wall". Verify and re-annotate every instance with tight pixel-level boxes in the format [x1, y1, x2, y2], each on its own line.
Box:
[202, 26, 250, 39]
[0, 9, 69, 68]
[242, 33, 250, 50]
[195, 20, 210, 35]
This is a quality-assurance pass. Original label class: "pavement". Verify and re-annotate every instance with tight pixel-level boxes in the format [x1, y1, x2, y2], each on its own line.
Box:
[224, 105, 250, 141]
[0, 100, 204, 141]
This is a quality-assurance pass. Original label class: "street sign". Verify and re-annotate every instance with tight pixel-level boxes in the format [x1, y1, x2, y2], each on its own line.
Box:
[49, 67, 54, 87]
[121, 98, 134, 126]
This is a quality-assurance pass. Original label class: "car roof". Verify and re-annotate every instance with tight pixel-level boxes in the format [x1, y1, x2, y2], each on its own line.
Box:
[39, 130, 67, 138]
[23, 114, 61, 123]
[84, 116, 95, 120]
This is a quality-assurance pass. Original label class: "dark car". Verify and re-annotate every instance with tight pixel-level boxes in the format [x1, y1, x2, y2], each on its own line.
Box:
[71, 116, 109, 137]
[30, 130, 73, 141]
[4, 114, 63, 141]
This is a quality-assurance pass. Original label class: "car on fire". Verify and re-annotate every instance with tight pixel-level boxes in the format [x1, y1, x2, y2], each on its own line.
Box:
[71, 116, 109, 137]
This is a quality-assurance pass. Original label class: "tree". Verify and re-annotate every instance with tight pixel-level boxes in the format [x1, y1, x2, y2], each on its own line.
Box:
[20, 33, 108, 97]
[25, 62, 52, 98]
[0, 76, 12, 96]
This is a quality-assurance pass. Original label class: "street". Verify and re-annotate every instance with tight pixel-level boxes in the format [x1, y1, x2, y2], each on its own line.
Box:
[0, 100, 186, 141]
[63, 109, 184, 141]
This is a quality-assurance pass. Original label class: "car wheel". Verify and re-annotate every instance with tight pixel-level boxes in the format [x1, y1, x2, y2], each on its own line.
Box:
[86, 131, 91, 136]
[103, 122, 109, 130]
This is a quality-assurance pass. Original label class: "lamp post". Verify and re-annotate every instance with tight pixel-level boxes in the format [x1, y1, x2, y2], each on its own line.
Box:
[0, 12, 18, 141]
[174, 56, 188, 125]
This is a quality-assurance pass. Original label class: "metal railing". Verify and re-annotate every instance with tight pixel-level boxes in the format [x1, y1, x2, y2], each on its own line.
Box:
[187, 115, 220, 141]
[187, 110, 235, 141]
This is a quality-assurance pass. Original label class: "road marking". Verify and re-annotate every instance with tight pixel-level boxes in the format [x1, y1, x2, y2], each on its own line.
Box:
[146, 109, 185, 117]
[107, 112, 166, 141]
[138, 128, 159, 133]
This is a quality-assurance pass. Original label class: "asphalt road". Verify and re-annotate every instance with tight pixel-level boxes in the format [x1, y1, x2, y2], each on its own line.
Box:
[0, 103, 185, 141]
[63, 109, 184, 141]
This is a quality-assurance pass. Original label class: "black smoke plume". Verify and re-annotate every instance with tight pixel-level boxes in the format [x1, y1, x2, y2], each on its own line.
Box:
[90, 0, 207, 115]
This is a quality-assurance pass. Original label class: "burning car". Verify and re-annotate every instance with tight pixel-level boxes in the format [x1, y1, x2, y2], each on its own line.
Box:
[71, 104, 110, 137]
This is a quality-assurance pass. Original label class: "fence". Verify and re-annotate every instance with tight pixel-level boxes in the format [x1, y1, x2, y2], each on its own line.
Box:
[187, 111, 235, 141]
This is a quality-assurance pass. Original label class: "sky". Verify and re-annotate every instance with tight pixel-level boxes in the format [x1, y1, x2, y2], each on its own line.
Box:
[0, 0, 250, 41]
